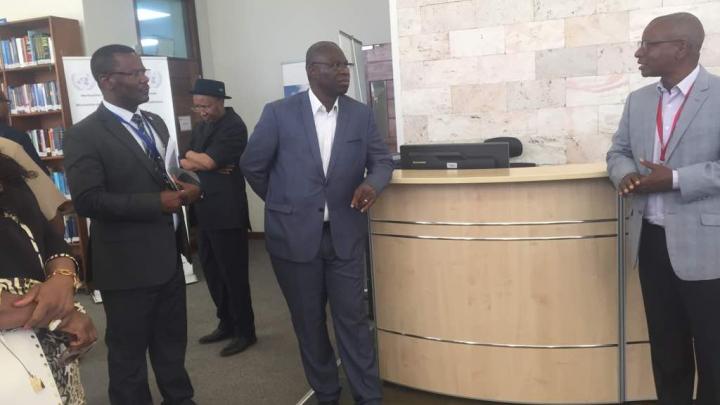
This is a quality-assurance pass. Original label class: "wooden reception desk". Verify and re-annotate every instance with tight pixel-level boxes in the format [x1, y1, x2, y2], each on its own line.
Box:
[369, 163, 656, 404]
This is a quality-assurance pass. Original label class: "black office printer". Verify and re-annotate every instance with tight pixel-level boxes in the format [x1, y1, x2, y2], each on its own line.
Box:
[398, 137, 535, 169]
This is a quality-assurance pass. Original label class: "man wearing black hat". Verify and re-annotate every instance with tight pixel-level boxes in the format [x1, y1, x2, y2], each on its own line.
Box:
[181, 78, 255, 356]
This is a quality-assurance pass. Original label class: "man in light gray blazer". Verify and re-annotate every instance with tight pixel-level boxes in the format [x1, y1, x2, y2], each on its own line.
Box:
[240, 41, 393, 405]
[607, 13, 720, 405]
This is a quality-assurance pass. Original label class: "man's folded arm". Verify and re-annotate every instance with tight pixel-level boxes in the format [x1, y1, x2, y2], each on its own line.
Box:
[203, 120, 248, 168]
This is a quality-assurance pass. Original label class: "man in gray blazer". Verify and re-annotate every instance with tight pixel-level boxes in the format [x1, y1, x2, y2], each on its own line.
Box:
[607, 13, 720, 404]
[241, 41, 393, 405]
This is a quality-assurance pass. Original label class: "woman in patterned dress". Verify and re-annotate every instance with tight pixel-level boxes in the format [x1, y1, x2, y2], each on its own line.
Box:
[0, 151, 96, 404]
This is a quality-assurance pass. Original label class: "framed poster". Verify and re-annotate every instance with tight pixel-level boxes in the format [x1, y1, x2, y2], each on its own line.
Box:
[281, 61, 308, 97]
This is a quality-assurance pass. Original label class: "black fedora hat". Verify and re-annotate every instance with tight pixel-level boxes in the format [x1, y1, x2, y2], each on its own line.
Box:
[190, 78, 232, 99]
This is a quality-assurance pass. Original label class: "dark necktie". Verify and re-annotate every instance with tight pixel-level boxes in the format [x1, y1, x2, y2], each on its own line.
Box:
[130, 114, 176, 190]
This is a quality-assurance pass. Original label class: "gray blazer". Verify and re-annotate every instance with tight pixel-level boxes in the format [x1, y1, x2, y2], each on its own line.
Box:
[240, 91, 393, 263]
[607, 66, 720, 281]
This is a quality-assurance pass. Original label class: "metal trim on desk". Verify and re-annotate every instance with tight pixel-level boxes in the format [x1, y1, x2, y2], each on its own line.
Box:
[371, 218, 617, 226]
[377, 328, 618, 349]
[371, 233, 617, 241]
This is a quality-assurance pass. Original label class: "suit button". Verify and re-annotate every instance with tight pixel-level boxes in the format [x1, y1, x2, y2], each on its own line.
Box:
[318, 208, 324, 212]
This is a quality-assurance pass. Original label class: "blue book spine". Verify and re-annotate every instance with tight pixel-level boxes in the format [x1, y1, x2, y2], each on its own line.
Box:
[0, 40, 8, 68]
[61, 172, 69, 196]
[55, 128, 64, 153]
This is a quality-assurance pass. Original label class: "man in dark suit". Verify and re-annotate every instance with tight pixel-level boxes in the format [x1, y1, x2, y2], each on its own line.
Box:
[64, 44, 199, 405]
[180, 78, 255, 357]
[240, 41, 393, 405]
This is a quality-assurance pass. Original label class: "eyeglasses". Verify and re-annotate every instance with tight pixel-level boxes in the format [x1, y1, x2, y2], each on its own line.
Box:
[637, 39, 684, 49]
[105, 68, 151, 78]
[191, 105, 212, 112]
[310, 62, 355, 70]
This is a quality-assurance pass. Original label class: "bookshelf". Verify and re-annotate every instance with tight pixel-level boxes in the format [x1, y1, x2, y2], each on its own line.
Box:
[0, 16, 89, 283]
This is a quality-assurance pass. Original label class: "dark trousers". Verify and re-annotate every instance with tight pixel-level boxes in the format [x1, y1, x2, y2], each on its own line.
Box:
[198, 226, 255, 338]
[271, 223, 382, 405]
[639, 220, 720, 405]
[101, 267, 194, 405]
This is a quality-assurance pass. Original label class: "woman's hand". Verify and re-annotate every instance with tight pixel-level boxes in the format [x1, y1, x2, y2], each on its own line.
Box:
[12, 275, 75, 328]
[59, 311, 97, 349]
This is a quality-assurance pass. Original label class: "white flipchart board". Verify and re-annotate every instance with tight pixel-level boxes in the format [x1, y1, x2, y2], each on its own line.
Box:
[338, 31, 367, 104]
[62, 56, 198, 288]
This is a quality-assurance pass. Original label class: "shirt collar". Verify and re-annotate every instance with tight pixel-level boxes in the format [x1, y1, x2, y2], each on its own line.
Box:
[103, 99, 141, 123]
[308, 88, 338, 115]
[656, 64, 700, 96]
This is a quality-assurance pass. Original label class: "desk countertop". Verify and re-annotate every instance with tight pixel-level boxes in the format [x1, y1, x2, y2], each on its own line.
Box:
[389, 162, 608, 185]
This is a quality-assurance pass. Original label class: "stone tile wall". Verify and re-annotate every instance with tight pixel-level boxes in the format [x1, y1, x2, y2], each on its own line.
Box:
[394, 0, 720, 163]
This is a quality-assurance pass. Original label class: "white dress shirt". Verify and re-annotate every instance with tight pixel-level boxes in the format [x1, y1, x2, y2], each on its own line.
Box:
[103, 100, 178, 229]
[645, 65, 700, 226]
[308, 89, 339, 222]
[103, 100, 167, 158]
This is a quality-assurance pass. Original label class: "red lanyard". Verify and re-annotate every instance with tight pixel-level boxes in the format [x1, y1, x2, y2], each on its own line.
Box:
[656, 83, 694, 161]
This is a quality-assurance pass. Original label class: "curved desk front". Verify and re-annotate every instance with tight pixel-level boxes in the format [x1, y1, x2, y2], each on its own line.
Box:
[369, 163, 655, 404]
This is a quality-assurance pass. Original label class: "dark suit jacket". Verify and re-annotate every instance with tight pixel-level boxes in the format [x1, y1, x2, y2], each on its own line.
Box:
[188, 107, 250, 230]
[0, 122, 49, 174]
[64, 104, 193, 290]
[240, 91, 393, 262]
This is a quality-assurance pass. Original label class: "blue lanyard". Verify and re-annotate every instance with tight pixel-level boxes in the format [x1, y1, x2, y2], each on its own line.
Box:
[111, 111, 161, 160]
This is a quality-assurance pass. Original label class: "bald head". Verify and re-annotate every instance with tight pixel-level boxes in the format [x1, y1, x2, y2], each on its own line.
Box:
[649, 12, 704, 56]
[636, 12, 704, 86]
[303, 41, 351, 106]
[305, 41, 343, 67]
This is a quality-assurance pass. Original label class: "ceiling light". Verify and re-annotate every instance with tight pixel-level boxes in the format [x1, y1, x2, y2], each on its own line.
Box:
[141, 38, 159, 47]
[136, 8, 170, 21]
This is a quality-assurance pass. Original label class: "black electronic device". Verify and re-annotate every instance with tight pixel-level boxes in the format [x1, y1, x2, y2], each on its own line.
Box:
[485, 137, 522, 157]
[400, 142, 509, 170]
[484, 136, 536, 167]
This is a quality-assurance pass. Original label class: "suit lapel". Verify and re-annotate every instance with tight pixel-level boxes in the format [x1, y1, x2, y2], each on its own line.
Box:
[326, 96, 350, 178]
[640, 90, 660, 163]
[300, 92, 326, 180]
[663, 67, 711, 162]
[97, 104, 164, 184]
[142, 111, 169, 148]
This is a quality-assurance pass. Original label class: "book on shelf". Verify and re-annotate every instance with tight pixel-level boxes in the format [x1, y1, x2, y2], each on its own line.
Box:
[63, 214, 80, 244]
[8, 81, 61, 114]
[26, 126, 64, 156]
[0, 31, 54, 69]
[50, 170, 70, 199]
